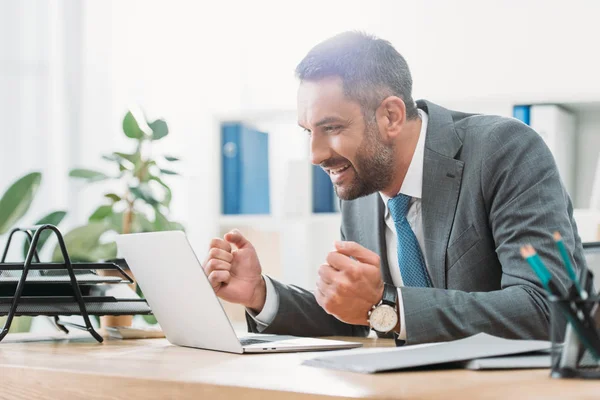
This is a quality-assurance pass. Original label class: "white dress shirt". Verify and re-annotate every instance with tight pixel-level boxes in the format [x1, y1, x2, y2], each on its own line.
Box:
[249, 109, 429, 341]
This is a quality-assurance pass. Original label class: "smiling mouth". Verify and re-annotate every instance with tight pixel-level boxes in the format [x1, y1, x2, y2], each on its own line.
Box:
[328, 164, 351, 175]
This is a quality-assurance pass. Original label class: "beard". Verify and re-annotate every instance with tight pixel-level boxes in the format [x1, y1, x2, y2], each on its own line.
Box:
[331, 121, 396, 201]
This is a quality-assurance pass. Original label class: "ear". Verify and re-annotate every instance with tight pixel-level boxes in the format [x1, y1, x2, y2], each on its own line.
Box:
[376, 96, 407, 141]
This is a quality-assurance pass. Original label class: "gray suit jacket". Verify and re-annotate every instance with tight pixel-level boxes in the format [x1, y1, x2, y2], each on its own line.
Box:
[246, 100, 585, 344]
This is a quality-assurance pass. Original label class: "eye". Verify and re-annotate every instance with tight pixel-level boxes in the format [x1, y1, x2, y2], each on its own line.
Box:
[303, 128, 312, 136]
[324, 125, 342, 133]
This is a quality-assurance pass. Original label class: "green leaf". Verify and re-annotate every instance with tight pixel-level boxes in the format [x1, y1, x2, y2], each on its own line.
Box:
[150, 176, 172, 207]
[153, 208, 172, 231]
[89, 241, 117, 261]
[0, 172, 42, 235]
[122, 111, 145, 139]
[130, 185, 159, 206]
[104, 193, 121, 203]
[108, 211, 124, 233]
[114, 151, 140, 164]
[148, 119, 169, 140]
[164, 155, 180, 162]
[69, 169, 111, 183]
[21, 210, 67, 260]
[134, 161, 151, 183]
[52, 222, 111, 262]
[159, 168, 179, 176]
[142, 314, 158, 324]
[101, 154, 119, 162]
[89, 204, 114, 222]
[170, 221, 185, 232]
[133, 212, 154, 232]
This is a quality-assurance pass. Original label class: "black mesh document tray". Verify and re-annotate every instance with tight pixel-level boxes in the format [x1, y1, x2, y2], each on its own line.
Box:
[0, 225, 154, 343]
[0, 296, 151, 316]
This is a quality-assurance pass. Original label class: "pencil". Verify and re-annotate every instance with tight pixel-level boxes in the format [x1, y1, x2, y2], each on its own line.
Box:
[553, 232, 584, 296]
[520, 245, 600, 360]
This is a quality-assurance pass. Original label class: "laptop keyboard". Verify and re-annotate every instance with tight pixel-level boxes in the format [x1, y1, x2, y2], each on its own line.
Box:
[239, 337, 272, 347]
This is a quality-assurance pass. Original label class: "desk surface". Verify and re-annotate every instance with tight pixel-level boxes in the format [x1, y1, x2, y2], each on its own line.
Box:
[1, 332, 599, 400]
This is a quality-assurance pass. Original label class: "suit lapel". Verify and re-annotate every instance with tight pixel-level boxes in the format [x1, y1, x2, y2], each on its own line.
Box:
[357, 194, 392, 284]
[418, 100, 465, 289]
[375, 196, 393, 284]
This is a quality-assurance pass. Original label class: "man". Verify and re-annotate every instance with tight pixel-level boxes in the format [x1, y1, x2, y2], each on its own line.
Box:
[203, 32, 585, 345]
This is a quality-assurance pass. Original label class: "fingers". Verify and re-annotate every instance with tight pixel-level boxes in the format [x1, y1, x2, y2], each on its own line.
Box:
[334, 241, 380, 266]
[203, 258, 230, 275]
[326, 251, 357, 272]
[202, 246, 233, 274]
[224, 229, 252, 249]
[208, 237, 232, 253]
[315, 279, 331, 308]
[317, 263, 337, 284]
[315, 279, 341, 316]
[207, 247, 233, 263]
[208, 270, 231, 290]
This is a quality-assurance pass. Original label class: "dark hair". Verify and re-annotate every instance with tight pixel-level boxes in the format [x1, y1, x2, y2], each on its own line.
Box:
[295, 31, 418, 120]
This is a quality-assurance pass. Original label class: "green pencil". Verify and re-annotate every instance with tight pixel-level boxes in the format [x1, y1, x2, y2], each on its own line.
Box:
[553, 232, 584, 296]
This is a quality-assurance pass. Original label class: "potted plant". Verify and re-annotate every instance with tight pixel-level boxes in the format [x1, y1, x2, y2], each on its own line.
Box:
[55, 109, 184, 328]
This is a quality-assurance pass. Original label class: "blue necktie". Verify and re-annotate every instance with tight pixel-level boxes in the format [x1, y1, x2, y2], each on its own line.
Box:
[388, 194, 432, 287]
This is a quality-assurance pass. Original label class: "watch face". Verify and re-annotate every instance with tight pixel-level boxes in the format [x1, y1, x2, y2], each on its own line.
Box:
[369, 304, 398, 332]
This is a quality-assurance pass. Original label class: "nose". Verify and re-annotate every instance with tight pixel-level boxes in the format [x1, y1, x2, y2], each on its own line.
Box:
[310, 133, 332, 166]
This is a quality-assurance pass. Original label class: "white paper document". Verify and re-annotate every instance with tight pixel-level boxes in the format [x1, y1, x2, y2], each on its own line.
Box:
[303, 333, 551, 373]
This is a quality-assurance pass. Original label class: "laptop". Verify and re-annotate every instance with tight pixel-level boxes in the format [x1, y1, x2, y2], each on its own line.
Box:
[115, 231, 362, 354]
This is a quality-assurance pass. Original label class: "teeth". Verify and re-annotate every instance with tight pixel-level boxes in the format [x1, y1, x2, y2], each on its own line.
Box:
[330, 164, 350, 175]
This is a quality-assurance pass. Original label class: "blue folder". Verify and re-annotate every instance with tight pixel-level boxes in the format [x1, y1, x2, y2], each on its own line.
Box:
[513, 105, 531, 126]
[221, 123, 270, 215]
[312, 165, 335, 213]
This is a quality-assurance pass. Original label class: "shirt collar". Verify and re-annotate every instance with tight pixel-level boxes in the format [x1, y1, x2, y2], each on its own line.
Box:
[379, 108, 428, 207]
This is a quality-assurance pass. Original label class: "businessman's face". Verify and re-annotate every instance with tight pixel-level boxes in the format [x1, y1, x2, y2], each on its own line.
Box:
[297, 76, 395, 200]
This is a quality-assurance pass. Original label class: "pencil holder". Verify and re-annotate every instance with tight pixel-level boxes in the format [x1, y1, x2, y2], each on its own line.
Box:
[549, 295, 600, 379]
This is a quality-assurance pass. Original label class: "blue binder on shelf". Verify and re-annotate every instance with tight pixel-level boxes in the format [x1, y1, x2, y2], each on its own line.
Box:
[513, 105, 531, 125]
[312, 165, 335, 213]
[221, 123, 270, 215]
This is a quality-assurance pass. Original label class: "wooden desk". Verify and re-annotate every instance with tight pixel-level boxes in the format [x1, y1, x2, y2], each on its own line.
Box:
[1, 333, 599, 399]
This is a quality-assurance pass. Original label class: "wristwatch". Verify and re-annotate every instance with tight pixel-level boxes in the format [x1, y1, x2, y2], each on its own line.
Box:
[368, 283, 398, 334]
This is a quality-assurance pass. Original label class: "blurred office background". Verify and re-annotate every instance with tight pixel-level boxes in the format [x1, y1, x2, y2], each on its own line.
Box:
[1, 0, 600, 325]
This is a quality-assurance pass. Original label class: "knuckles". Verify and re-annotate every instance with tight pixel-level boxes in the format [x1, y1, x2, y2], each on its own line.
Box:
[205, 258, 227, 273]
[334, 281, 349, 295]
[317, 264, 329, 279]
[208, 247, 220, 259]
[323, 293, 340, 311]
[325, 251, 338, 265]
[344, 265, 358, 281]
[209, 238, 223, 248]
[373, 254, 381, 266]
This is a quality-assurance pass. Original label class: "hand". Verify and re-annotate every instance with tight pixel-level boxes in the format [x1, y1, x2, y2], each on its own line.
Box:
[202, 229, 266, 312]
[315, 241, 384, 326]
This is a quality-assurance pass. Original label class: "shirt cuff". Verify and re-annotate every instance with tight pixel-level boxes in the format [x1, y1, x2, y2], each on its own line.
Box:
[246, 275, 279, 327]
[397, 287, 407, 340]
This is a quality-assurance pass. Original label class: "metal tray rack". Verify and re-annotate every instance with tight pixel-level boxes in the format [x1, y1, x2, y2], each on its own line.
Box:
[0, 225, 152, 343]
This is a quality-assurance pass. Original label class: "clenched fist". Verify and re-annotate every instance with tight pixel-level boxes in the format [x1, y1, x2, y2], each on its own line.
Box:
[202, 229, 267, 312]
[316, 241, 384, 326]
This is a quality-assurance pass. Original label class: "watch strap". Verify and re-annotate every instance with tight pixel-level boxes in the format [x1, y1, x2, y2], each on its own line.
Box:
[381, 282, 397, 307]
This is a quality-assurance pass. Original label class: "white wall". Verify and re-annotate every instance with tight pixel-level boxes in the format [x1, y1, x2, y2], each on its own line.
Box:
[72, 0, 600, 260]
[575, 106, 600, 208]
[2, 0, 599, 290]
[0, 1, 76, 260]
